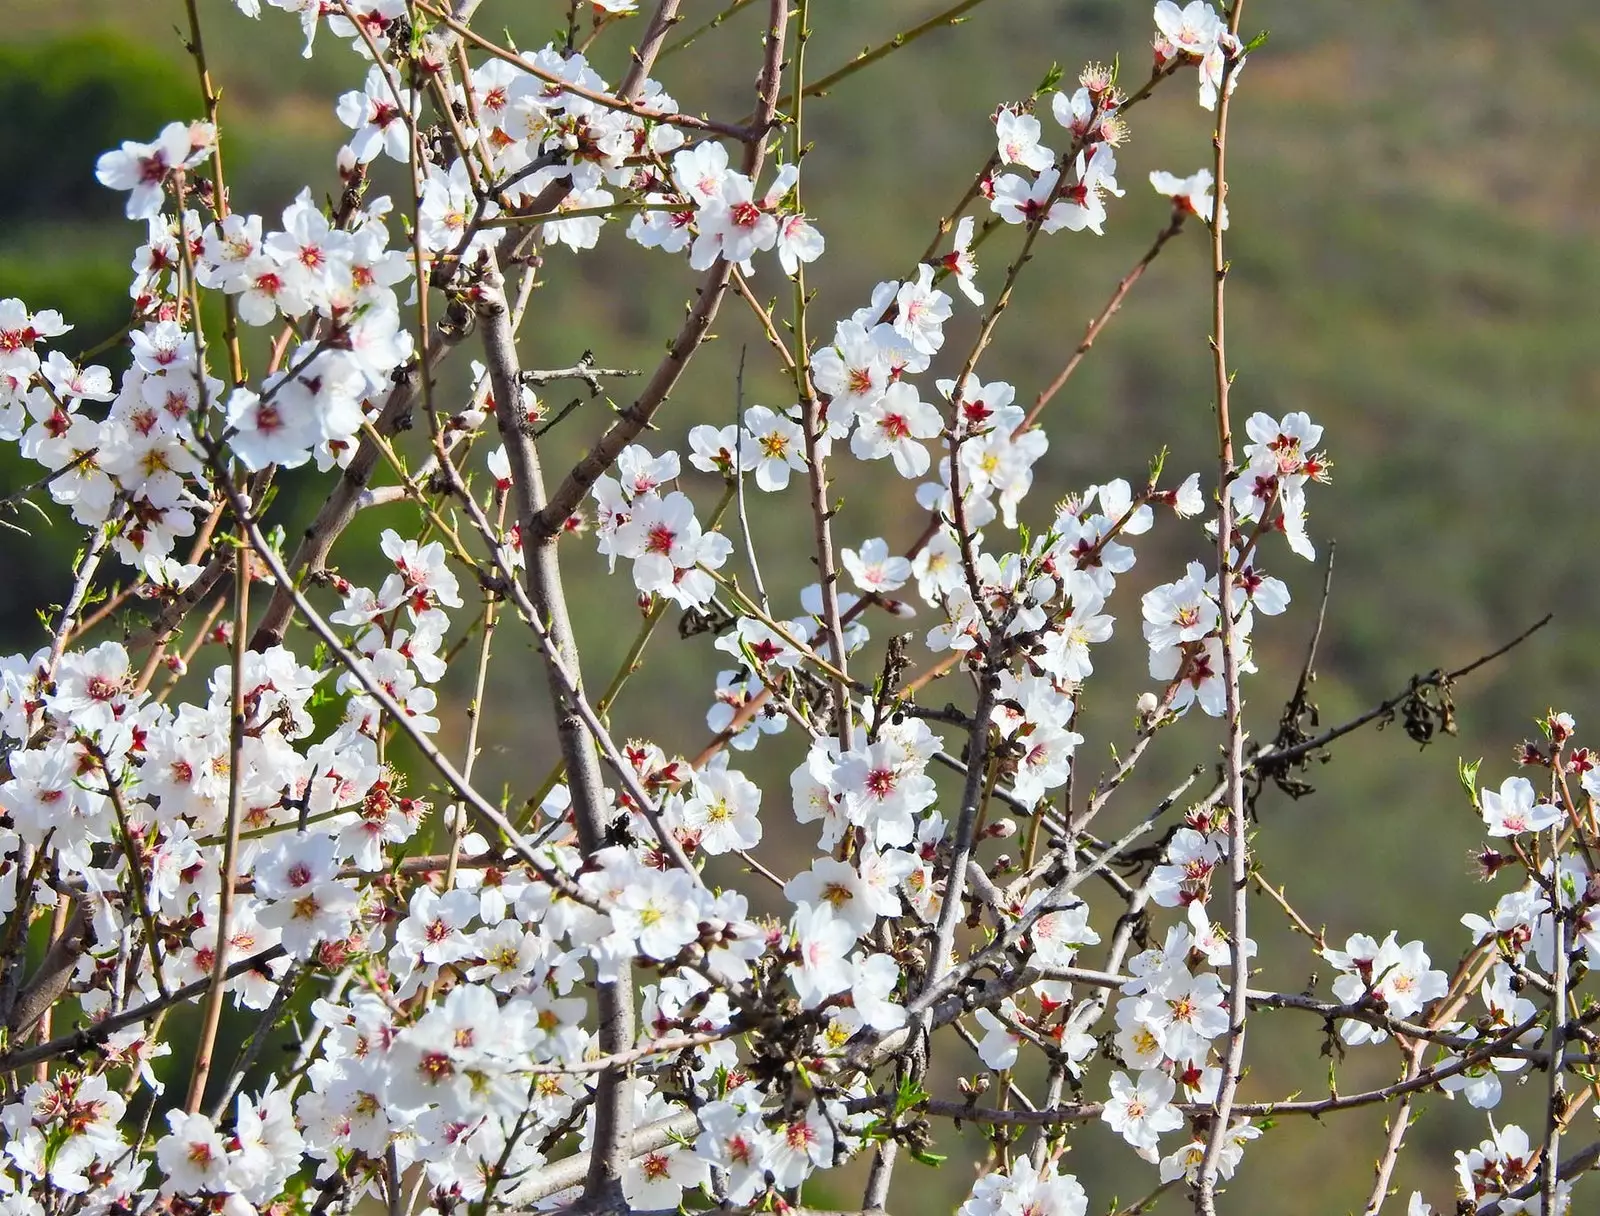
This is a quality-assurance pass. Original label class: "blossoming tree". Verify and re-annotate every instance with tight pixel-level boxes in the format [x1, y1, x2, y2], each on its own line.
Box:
[0, 2, 1588, 1215]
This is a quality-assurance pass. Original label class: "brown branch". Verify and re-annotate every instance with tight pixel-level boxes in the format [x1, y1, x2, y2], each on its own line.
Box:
[248, 372, 426, 651]
[5, 903, 87, 1037]
[0, 946, 287, 1076]
[1022, 213, 1186, 430]
[1198, 10, 1253, 1205]
[478, 251, 635, 1209]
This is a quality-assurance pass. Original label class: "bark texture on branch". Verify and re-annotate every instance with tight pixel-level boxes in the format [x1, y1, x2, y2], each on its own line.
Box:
[478, 253, 635, 1210]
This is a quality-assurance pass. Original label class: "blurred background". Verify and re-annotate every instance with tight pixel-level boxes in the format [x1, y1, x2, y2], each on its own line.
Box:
[1, 0, 1597, 1211]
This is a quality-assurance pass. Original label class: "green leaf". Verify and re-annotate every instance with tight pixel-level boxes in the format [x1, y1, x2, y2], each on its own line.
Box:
[1458, 756, 1482, 807]
[894, 1074, 930, 1115]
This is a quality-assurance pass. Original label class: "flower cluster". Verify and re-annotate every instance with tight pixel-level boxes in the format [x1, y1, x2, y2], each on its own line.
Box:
[1152, 0, 1245, 110]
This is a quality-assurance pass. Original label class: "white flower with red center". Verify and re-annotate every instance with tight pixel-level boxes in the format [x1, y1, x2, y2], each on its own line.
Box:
[47, 640, 132, 734]
[0, 297, 71, 363]
[336, 64, 418, 164]
[991, 167, 1086, 232]
[1052, 169, 1113, 235]
[937, 214, 984, 305]
[1141, 562, 1218, 653]
[1101, 1070, 1183, 1161]
[2, 741, 107, 848]
[775, 210, 825, 275]
[1148, 827, 1222, 908]
[766, 1102, 835, 1188]
[155, 1110, 232, 1195]
[1153, 0, 1223, 60]
[129, 322, 196, 376]
[615, 443, 681, 499]
[95, 121, 213, 222]
[1151, 633, 1247, 718]
[41, 351, 114, 403]
[851, 381, 942, 478]
[672, 142, 731, 207]
[995, 107, 1054, 172]
[1241, 410, 1325, 476]
[958, 1151, 1088, 1216]
[468, 58, 521, 131]
[892, 263, 953, 356]
[681, 766, 762, 854]
[1011, 723, 1084, 807]
[623, 1141, 709, 1209]
[695, 1100, 773, 1204]
[841, 537, 912, 595]
[1454, 1123, 1547, 1209]
[788, 902, 855, 1008]
[253, 831, 359, 958]
[1028, 899, 1101, 969]
[265, 191, 351, 302]
[1051, 86, 1104, 144]
[691, 170, 778, 271]
[1150, 167, 1226, 227]
[225, 382, 319, 471]
[811, 319, 894, 423]
[687, 422, 759, 477]
[835, 738, 938, 848]
[613, 490, 731, 607]
[380, 530, 464, 610]
[233, 253, 308, 325]
[1479, 775, 1562, 838]
[395, 887, 480, 967]
[1326, 930, 1407, 1046]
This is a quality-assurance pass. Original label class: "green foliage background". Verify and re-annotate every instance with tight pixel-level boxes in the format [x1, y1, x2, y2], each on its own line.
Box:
[0, 1, 1596, 1211]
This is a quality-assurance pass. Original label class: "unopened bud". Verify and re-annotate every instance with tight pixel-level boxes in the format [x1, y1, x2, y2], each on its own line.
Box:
[1547, 711, 1576, 744]
[1137, 691, 1159, 717]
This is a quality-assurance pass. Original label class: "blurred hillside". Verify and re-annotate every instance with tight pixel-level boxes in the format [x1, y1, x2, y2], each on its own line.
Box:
[1, 1, 1597, 1211]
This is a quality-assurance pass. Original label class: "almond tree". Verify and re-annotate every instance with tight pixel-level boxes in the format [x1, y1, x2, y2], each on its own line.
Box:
[0, 3, 1584, 1215]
